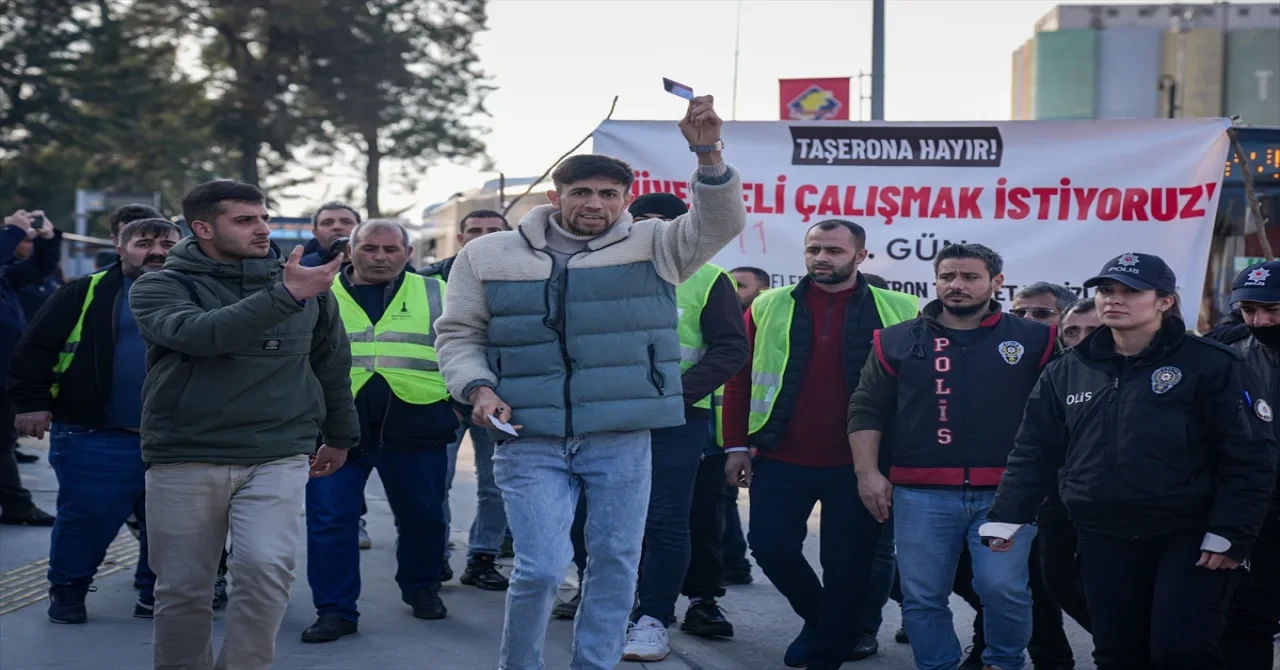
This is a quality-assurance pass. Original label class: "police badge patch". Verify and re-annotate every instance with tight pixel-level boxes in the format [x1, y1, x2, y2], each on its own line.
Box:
[1150, 366, 1182, 394]
[998, 341, 1025, 365]
[1256, 398, 1273, 423]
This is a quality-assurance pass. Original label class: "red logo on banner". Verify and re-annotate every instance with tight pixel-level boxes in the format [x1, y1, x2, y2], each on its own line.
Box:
[780, 78, 851, 121]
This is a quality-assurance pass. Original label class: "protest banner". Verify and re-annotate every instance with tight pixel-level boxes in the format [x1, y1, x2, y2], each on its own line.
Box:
[593, 118, 1230, 322]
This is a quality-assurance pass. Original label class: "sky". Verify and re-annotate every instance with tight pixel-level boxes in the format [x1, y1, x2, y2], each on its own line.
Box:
[276, 0, 1132, 219]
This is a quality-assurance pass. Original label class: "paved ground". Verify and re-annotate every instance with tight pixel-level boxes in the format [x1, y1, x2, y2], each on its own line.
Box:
[0, 434, 1098, 669]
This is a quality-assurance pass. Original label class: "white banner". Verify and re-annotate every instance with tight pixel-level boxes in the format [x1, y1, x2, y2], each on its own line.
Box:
[593, 118, 1230, 323]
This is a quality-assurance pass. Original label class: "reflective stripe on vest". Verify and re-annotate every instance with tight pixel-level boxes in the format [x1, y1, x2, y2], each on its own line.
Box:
[332, 273, 448, 405]
[50, 271, 108, 399]
[746, 284, 919, 435]
[677, 263, 731, 409]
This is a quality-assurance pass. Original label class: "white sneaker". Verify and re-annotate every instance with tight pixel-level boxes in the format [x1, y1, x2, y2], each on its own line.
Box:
[358, 518, 372, 550]
[622, 615, 670, 662]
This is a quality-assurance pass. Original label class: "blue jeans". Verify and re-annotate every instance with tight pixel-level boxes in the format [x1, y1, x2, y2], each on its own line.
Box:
[444, 424, 510, 559]
[306, 447, 447, 622]
[633, 419, 710, 626]
[494, 430, 651, 670]
[47, 425, 153, 592]
[894, 486, 1037, 670]
[862, 514, 898, 633]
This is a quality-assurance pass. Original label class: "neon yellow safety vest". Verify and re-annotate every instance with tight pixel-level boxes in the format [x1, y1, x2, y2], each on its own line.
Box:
[742, 283, 920, 438]
[332, 273, 449, 405]
[51, 270, 109, 398]
[677, 264, 732, 410]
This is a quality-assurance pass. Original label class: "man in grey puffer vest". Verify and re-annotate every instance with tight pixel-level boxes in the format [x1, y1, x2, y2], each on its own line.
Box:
[434, 95, 744, 670]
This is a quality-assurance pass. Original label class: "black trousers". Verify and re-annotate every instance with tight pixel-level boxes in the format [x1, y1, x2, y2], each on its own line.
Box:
[1077, 530, 1240, 670]
[748, 457, 882, 670]
[1223, 511, 1280, 670]
[1037, 502, 1093, 632]
[957, 538, 1075, 669]
[0, 393, 35, 515]
[681, 453, 728, 600]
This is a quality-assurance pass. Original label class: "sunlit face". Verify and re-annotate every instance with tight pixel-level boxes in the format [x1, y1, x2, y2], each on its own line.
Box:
[117, 230, 181, 278]
[547, 178, 633, 236]
[731, 270, 768, 308]
[1060, 308, 1103, 348]
[1093, 280, 1172, 330]
[1240, 301, 1280, 328]
[1012, 293, 1061, 324]
[314, 208, 358, 248]
[457, 216, 507, 247]
[193, 201, 272, 260]
[936, 258, 1002, 316]
[350, 227, 411, 284]
[804, 226, 866, 285]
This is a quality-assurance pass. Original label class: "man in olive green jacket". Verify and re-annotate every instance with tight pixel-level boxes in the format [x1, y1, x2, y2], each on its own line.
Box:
[130, 180, 359, 670]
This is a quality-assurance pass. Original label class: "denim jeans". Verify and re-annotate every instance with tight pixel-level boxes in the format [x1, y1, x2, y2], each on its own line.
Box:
[494, 430, 651, 670]
[748, 457, 884, 669]
[47, 425, 153, 592]
[633, 418, 709, 626]
[443, 424, 465, 559]
[444, 423, 510, 559]
[306, 447, 447, 622]
[894, 486, 1037, 670]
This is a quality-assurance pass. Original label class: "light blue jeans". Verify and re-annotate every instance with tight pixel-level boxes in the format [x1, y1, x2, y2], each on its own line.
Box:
[443, 424, 509, 559]
[894, 486, 1037, 670]
[494, 430, 652, 670]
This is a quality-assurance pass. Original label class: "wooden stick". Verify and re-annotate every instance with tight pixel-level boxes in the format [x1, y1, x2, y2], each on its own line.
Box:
[1227, 127, 1275, 260]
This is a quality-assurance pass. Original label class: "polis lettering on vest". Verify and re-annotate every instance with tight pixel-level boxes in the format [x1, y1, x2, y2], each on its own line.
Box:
[934, 336, 953, 445]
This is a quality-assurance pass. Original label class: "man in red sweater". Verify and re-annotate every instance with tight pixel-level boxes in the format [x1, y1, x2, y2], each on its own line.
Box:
[721, 219, 919, 670]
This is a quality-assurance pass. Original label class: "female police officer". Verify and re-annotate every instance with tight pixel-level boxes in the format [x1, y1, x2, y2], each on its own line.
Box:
[977, 253, 1276, 670]
[1211, 260, 1280, 669]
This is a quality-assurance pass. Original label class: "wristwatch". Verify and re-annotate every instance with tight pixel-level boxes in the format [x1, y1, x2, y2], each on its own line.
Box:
[688, 139, 724, 153]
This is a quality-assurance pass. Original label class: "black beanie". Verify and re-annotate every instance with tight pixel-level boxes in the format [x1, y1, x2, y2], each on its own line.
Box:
[629, 192, 689, 221]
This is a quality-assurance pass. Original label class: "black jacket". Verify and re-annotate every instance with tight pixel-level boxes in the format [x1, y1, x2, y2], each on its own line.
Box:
[420, 255, 456, 281]
[8, 264, 126, 426]
[1210, 328, 1280, 514]
[299, 238, 326, 268]
[682, 274, 748, 420]
[0, 227, 62, 376]
[988, 318, 1277, 561]
[336, 269, 460, 452]
[858, 301, 1054, 488]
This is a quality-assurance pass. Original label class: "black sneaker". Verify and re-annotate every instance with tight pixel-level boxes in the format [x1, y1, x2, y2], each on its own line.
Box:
[439, 561, 454, 584]
[679, 599, 734, 638]
[552, 591, 580, 619]
[894, 603, 909, 643]
[403, 588, 447, 620]
[48, 584, 92, 624]
[721, 566, 753, 586]
[134, 591, 155, 619]
[14, 449, 39, 463]
[1, 507, 55, 526]
[460, 554, 509, 591]
[849, 630, 879, 661]
[498, 535, 515, 559]
[212, 574, 228, 610]
[301, 614, 358, 643]
[960, 645, 985, 669]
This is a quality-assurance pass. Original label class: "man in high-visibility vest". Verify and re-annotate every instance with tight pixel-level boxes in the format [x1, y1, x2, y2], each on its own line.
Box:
[720, 218, 919, 670]
[604, 193, 747, 662]
[301, 219, 461, 644]
[8, 217, 182, 624]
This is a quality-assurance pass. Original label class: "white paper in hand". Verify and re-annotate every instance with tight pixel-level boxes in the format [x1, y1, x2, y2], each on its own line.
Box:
[488, 414, 519, 437]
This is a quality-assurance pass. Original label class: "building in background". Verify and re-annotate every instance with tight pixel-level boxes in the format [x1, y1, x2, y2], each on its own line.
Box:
[415, 176, 551, 267]
[1011, 3, 1279, 125]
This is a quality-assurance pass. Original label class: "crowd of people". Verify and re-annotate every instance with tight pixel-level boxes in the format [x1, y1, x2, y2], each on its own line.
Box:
[0, 94, 1277, 670]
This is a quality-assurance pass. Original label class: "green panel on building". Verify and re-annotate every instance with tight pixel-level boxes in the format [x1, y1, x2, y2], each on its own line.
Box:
[1034, 30, 1098, 119]
[1225, 29, 1280, 127]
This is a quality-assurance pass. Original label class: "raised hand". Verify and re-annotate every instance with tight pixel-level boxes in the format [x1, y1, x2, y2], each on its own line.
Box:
[679, 95, 722, 147]
[282, 245, 342, 301]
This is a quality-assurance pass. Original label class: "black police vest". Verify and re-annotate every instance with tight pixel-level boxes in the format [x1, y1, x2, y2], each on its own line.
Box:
[877, 311, 1053, 487]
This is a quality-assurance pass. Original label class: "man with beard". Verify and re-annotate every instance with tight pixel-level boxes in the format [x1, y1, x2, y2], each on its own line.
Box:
[720, 219, 919, 669]
[8, 218, 182, 623]
[130, 180, 358, 669]
[848, 243, 1055, 670]
[1212, 260, 1280, 669]
[730, 266, 770, 310]
[302, 202, 360, 268]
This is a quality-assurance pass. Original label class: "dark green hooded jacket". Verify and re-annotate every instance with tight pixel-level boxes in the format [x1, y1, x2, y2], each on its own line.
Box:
[129, 237, 359, 464]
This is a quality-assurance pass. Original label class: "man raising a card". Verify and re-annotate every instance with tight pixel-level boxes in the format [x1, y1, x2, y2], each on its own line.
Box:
[434, 95, 745, 670]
